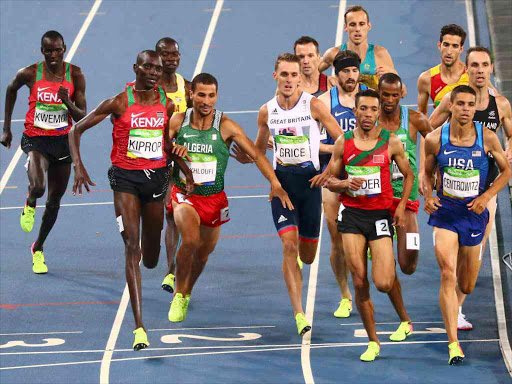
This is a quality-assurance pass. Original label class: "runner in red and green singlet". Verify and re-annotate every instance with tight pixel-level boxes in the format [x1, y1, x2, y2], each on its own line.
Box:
[1, 31, 86, 274]
[69, 50, 192, 352]
[325, 89, 414, 362]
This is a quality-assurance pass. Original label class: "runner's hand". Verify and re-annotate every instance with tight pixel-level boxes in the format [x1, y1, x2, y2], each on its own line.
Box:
[72, 163, 96, 195]
[184, 173, 195, 197]
[309, 170, 331, 188]
[230, 143, 254, 164]
[424, 196, 441, 214]
[267, 136, 274, 150]
[269, 183, 294, 210]
[392, 204, 406, 227]
[417, 171, 425, 196]
[1, 130, 12, 149]
[58, 86, 70, 103]
[171, 143, 191, 161]
[346, 177, 365, 191]
[467, 195, 489, 215]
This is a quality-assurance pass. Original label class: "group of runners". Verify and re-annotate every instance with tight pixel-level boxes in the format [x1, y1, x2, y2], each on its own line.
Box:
[2, 4, 512, 365]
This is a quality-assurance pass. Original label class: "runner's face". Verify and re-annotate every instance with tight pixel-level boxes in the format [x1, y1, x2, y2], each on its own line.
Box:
[355, 96, 380, 131]
[192, 83, 217, 117]
[344, 11, 371, 45]
[156, 42, 181, 73]
[450, 92, 476, 125]
[467, 51, 493, 89]
[134, 54, 163, 89]
[379, 81, 401, 114]
[295, 43, 320, 76]
[337, 67, 359, 93]
[41, 37, 66, 67]
[274, 61, 301, 97]
[438, 35, 463, 67]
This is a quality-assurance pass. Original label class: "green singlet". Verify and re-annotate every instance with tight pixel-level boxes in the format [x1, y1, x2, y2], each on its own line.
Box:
[174, 108, 230, 196]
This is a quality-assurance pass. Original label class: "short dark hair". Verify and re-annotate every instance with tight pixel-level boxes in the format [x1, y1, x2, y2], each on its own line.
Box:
[378, 73, 402, 90]
[344, 5, 369, 24]
[41, 30, 64, 46]
[466, 46, 493, 66]
[440, 24, 466, 46]
[293, 36, 319, 54]
[191, 73, 218, 92]
[333, 50, 361, 68]
[450, 85, 476, 103]
[155, 37, 179, 52]
[355, 88, 380, 107]
[274, 53, 301, 72]
[136, 50, 160, 65]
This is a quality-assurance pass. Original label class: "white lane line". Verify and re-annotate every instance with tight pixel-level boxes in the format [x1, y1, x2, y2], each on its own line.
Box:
[99, 1, 224, 383]
[192, 0, 224, 78]
[148, 325, 276, 332]
[301, 213, 324, 384]
[0, 195, 267, 210]
[0, 119, 24, 123]
[0, 0, 103, 197]
[0, 331, 82, 336]
[489, 220, 512, 375]
[338, 320, 445, 326]
[0, 338, 499, 370]
[465, 0, 477, 46]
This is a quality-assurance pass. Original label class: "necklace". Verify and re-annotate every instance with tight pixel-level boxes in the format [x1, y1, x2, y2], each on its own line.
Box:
[133, 87, 154, 92]
[45, 64, 63, 80]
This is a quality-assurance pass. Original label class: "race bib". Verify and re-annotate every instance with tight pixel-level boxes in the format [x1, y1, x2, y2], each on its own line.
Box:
[442, 167, 479, 199]
[275, 135, 311, 166]
[34, 102, 68, 130]
[319, 126, 328, 141]
[180, 153, 217, 186]
[345, 165, 381, 197]
[127, 129, 163, 159]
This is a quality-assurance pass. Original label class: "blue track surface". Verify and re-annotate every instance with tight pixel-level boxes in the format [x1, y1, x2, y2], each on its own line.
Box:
[0, 1, 510, 383]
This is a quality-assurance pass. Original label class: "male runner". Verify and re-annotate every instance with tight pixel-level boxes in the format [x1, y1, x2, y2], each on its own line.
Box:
[325, 88, 413, 361]
[255, 53, 342, 335]
[317, 50, 368, 318]
[1, 31, 86, 274]
[294, 36, 330, 97]
[318, 5, 401, 92]
[429, 47, 512, 330]
[69, 50, 192, 351]
[155, 37, 192, 295]
[424, 85, 510, 364]
[167, 73, 293, 323]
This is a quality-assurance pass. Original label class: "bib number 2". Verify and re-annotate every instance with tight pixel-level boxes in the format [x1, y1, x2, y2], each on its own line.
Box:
[375, 219, 391, 237]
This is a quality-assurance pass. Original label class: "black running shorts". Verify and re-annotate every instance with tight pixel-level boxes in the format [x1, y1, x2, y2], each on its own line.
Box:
[108, 165, 169, 204]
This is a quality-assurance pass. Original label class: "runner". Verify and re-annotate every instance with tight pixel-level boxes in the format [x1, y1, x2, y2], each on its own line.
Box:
[1, 30, 86, 274]
[255, 53, 342, 335]
[68, 50, 191, 351]
[318, 5, 402, 92]
[429, 46, 512, 330]
[294, 36, 330, 97]
[155, 37, 192, 295]
[424, 85, 510, 364]
[325, 88, 414, 361]
[167, 73, 293, 323]
[317, 49, 368, 318]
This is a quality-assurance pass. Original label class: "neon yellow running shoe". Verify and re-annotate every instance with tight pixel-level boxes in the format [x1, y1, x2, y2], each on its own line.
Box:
[297, 255, 303, 270]
[360, 341, 380, 362]
[334, 298, 352, 318]
[168, 293, 186, 322]
[389, 321, 413, 341]
[132, 327, 149, 351]
[448, 341, 464, 365]
[31, 243, 48, 274]
[161, 273, 175, 293]
[367, 247, 372, 260]
[183, 295, 191, 318]
[295, 313, 311, 336]
[20, 203, 35, 232]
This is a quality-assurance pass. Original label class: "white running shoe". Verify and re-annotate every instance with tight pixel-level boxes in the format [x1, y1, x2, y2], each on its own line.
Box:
[457, 312, 473, 331]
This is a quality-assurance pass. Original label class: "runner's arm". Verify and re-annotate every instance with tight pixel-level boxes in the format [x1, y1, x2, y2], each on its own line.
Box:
[390, 134, 414, 207]
[416, 71, 431, 116]
[423, 131, 442, 214]
[325, 135, 352, 193]
[429, 93, 451, 129]
[411, 110, 434, 195]
[184, 80, 193, 108]
[497, 95, 512, 162]
[255, 105, 271, 154]
[1, 67, 32, 148]
[318, 46, 338, 73]
[62, 65, 87, 122]
[375, 47, 407, 96]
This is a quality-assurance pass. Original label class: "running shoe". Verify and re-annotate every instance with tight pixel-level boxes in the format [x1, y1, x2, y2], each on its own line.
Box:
[295, 313, 311, 336]
[132, 327, 149, 351]
[183, 294, 191, 319]
[297, 255, 303, 270]
[168, 293, 186, 322]
[333, 298, 352, 318]
[389, 321, 413, 341]
[367, 247, 372, 260]
[31, 243, 48, 274]
[457, 312, 473, 331]
[20, 202, 35, 232]
[360, 341, 380, 362]
[448, 341, 464, 365]
[161, 273, 175, 293]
